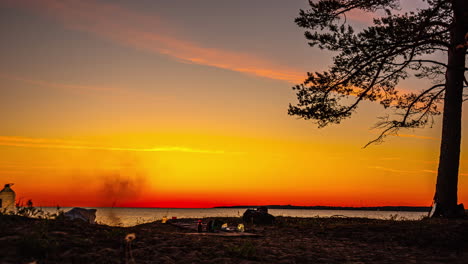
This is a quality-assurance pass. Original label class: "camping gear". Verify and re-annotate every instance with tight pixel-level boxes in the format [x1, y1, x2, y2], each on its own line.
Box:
[206, 219, 223, 232]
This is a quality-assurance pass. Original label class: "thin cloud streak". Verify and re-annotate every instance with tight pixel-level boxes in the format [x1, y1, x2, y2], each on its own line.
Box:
[423, 169, 468, 176]
[368, 166, 420, 174]
[6, 0, 305, 83]
[0, 135, 89, 145]
[0, 72, 115, 93]
[371, 167, 468, 177]
[0, 136, 229, 154]
[0, 72, 170, 101]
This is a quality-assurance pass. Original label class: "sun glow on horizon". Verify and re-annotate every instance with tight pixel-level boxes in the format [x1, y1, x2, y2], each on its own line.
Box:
[1, 0, 467, 209]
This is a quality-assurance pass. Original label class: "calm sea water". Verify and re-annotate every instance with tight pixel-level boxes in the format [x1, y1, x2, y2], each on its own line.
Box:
[41, 207, 429, 226]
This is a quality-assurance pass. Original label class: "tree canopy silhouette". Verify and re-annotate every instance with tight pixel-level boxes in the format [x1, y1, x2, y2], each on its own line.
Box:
[289, 0, 468, 217]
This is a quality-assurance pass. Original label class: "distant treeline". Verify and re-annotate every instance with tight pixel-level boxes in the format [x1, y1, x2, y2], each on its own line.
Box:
[214, 205, 431, 212]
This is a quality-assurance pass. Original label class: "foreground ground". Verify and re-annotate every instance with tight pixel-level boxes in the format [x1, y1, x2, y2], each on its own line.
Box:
[0, 214, 467, 263]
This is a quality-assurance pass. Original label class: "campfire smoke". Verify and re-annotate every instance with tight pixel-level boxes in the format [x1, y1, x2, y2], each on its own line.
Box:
[98, 171, 148, 225]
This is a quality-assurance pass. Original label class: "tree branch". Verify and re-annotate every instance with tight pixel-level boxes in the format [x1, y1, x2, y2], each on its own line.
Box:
[401, 84, 445, 124]
[411, 60, 448, 68]
[341, 56, 390, 115]
[363, 84, 445, 148]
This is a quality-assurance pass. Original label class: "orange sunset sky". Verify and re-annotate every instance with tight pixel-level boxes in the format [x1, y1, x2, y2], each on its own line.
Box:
[1, 0, 467, 208]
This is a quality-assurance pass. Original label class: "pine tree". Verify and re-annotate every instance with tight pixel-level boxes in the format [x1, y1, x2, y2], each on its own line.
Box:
[289, 0, 468, 217]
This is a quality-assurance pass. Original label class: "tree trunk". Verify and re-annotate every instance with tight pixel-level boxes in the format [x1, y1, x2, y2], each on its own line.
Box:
[432, 0, 467, 218]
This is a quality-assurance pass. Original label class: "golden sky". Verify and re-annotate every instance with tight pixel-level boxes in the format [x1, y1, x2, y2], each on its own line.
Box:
[1, 0, 467, 207]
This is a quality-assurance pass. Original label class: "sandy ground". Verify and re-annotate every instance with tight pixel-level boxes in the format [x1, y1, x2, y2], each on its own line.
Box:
[1, 215, 467, 263]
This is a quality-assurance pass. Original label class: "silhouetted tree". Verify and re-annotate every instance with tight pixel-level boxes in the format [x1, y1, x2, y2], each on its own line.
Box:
[289, 0, 468, 217]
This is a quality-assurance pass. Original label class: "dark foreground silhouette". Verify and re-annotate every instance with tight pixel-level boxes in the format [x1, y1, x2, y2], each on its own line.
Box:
[1, 214, 467, 263]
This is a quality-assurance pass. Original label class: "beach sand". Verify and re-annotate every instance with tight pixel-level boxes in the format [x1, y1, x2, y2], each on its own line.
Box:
[1, 215, 467, 263]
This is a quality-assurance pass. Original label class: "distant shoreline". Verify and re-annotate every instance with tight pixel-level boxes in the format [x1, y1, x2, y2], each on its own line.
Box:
[213, 205, 431, 212]
[35, 206, 432, 212]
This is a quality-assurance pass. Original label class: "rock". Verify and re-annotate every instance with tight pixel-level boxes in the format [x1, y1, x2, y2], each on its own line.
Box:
[64, 208, 97, 224]
[242, 207, 275, 225]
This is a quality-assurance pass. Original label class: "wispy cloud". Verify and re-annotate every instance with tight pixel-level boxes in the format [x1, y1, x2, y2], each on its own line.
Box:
[368, 166, 421, 174]
[0, 72, 170, 101]
[6, 0, 305, 83]
[422, 169, 468, 176]
[0, 72, 116, 93]
[0, 136, 229, 154]
[371, 167, 468, 176]
[0, 135, 88, 145]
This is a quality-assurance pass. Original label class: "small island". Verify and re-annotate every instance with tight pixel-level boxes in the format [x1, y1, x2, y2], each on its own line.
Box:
[214, 205, 432, 212]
